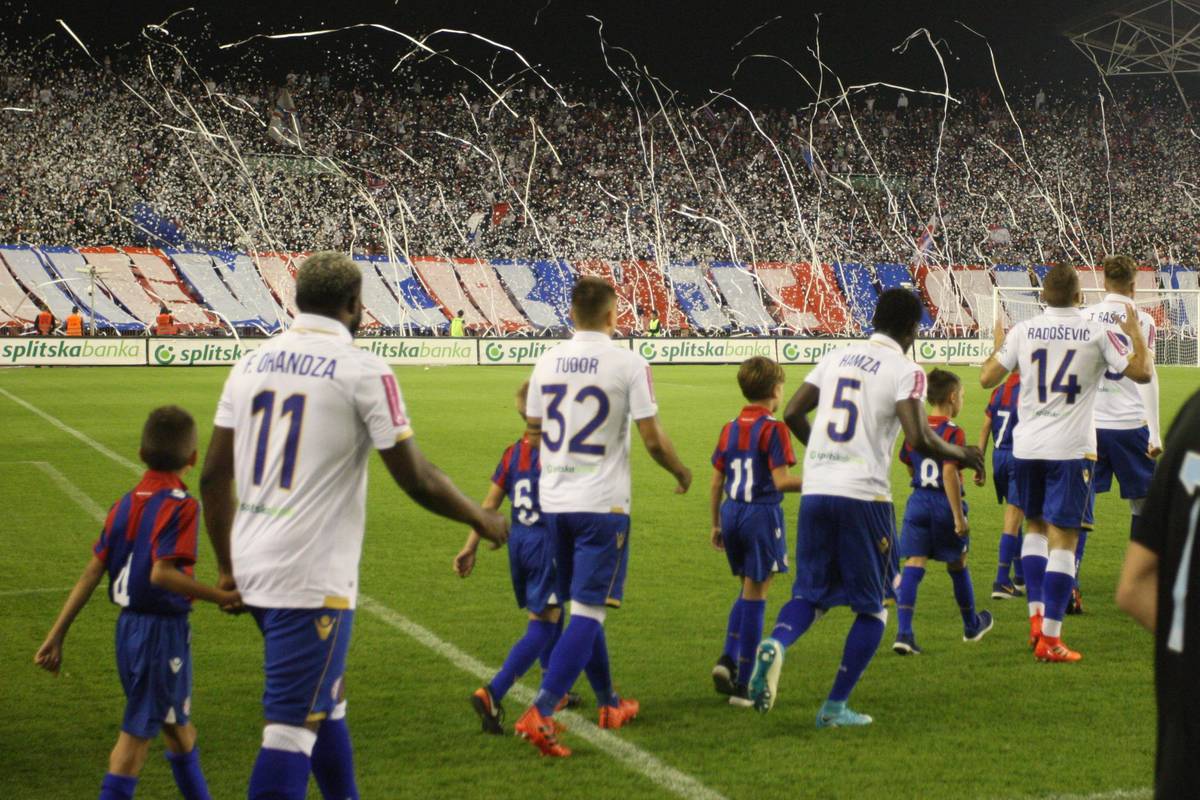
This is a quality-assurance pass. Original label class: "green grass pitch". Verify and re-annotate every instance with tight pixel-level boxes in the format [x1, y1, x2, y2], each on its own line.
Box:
[2, 364, 1193, 799]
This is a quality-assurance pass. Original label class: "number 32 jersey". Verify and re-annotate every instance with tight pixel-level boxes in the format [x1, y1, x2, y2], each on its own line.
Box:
[527, 331, 658, 515]
[215, 313, 412, 610]
[802, 334, 927, 502]
[996, 306, 1131, 461]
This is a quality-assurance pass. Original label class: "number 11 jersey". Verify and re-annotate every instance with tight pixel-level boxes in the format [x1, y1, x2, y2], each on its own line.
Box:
[526, 331, 658, 515]
[214, 313, 412, 610]
[801, 334, 927, 502]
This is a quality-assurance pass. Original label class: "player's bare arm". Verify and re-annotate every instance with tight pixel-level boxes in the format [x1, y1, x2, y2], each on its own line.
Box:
[34, 554, 106, 675]
[974, 417, 991, 487]
[1116, 540, 1159, 633]
[198, 424, 237, 595]
[635, 416, 692, 493]
[1117, 303, 1153, 384]
[455, 483, 506, 577]
[709, 468, 724, 550]
[525, 416, 543, 449]
[897, 397, 984, 473]
[943, 462, 969, 537]
[149, 557, 242, 607]
[770, 464, 802, 493]
[379, 437, 509, 545]
[782, 383, 819, 445]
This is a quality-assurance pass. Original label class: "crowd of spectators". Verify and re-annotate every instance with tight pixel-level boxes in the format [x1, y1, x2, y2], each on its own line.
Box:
[2, 40, 1199, 269]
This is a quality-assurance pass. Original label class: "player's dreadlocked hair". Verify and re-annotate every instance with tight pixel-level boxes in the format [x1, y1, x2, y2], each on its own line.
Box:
[140, 405, 196, 472]
[872, 288, 924, 343]
[295, 251, 362, 317]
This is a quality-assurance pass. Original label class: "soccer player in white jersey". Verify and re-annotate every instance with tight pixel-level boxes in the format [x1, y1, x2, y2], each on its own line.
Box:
[513, 277, 692, 757]
[199, 253, 508, 799]
[1079, 255, 1161, 608]
[981, 264, 1151, 663]
[747, 289, 984, 727]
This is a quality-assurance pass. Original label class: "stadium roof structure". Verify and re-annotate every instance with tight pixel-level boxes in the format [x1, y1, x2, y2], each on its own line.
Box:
[1065, 0, 1200, 78]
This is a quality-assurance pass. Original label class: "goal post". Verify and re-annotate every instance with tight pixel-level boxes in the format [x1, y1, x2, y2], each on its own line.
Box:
[983, 286, 1200, 367]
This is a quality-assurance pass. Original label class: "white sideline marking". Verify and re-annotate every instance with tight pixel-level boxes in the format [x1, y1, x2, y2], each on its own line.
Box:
[0, 587, 75, 598]
[0, 388, 140, 473]
[1, 460, 111, 520]
[1038, 790, 1151, 800]
[360, 596, 727, 800]
[3, 387, 729, 800]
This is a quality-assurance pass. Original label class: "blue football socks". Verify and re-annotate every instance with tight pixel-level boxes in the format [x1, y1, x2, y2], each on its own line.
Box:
[1073, 530, 1089, 589]
[896, 566, 925, 637]
[490, 619, 556, 701]
[541, 616, 564, 672]
[1013, 531, 1025, 583]
[828, 613, 885, 703]
[723, 596, 746, 662]
[166, 748, 211, 800]
[248, 747, 310, 800]
[996, 534, 1020, 585]
[534, 616, 601, 716]
[949, 567, 978, 629]
[770, 597, 818, 648]
[1021, 552, 1047, 609]
[584, 626, 618, 707]
[99, 773, 138, 800]
[736, 599, 766, 685]
[311, 717, 358, 800]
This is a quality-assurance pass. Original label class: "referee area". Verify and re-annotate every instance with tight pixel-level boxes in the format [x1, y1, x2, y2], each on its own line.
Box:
[2, 364, 1189, 799]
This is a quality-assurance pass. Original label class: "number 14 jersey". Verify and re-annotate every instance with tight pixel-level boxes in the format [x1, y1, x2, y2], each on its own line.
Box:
[996, 306, 1130, 460]
[526, 331, 658, 515]
[802, 334, 927, 502]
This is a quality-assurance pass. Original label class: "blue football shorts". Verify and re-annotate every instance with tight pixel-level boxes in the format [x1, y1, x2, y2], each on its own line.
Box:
[251, 606, 354, 726]
[508, 524, 560, 614]
[720, 501, 788, 582]
[115, 611, 192, 738]
[899, 490, 970, 563]
[1013, 457, 1094, 530]
[992, 448, 1021, 507]
[1095, 426, 1154, 499]
[548, 512, 630, 608]
[790, 495, 897, 615]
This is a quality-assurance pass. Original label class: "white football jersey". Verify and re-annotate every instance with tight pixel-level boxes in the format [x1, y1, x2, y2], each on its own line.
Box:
[526, 331, 658, 514]
[214, 313, 411, 609]
[801, 334, 927, 502]
[1084, 294, 1157, 430]
[996, 306, 1130, 460]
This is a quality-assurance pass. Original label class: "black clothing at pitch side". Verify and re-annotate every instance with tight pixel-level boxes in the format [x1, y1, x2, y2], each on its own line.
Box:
[1134, 388, 1200, 799]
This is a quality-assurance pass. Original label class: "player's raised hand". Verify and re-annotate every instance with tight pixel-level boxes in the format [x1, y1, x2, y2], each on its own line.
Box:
[34, 636, 63, 675]
[710, 525, 724, 551]
[476, 509, 509, 548]
[1118, 304, 1143, 341]
[454, 546, 477, 577]
[674, 466, 693, 494]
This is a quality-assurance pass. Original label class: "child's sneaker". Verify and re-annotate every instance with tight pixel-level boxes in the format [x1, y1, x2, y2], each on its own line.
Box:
[892, 633, 923, 655]
[964, 610, 994, 642]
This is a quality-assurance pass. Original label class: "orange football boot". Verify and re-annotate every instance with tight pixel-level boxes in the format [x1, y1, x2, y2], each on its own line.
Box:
[1028, 613, 1043, 650]
[514, 707, 571, 757]
[1035, 636, 1082, 663]
[598, 698, 640, 730]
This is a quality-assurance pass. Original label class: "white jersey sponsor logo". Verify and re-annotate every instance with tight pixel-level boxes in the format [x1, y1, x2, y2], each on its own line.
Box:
[527, 331, 658, 514]
[1084, 294, 1156, 430]
[801, 334, 926, 502]
[996, 306, 1130, 460]
[215, 313, 411, 609]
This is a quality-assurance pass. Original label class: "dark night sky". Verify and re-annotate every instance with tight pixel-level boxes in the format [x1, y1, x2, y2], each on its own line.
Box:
[4, 0, 1136, 103]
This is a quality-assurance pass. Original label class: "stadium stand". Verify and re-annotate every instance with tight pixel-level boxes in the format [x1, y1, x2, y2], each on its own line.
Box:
[453, 258, 531, 334]
[77, 247, 164, 325]
[832, 262, 879, 335]
[368, 257, 449, 333]
[0, 257, 33, 327]
[39, 246, 143, 331]
[876, 263, 935, 330]
[413, 258, 489, 331]
[755, 262, 851, 334]
[121, 248, 214, 328]
[493, 259, 570, 331]
[709, 263, 775, 333]
[168, 250, 266, 331]
[667, 261, 733, 331]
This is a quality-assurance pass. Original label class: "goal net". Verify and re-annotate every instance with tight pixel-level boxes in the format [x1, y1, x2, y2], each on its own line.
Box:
[979, 287, 1200, 367]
